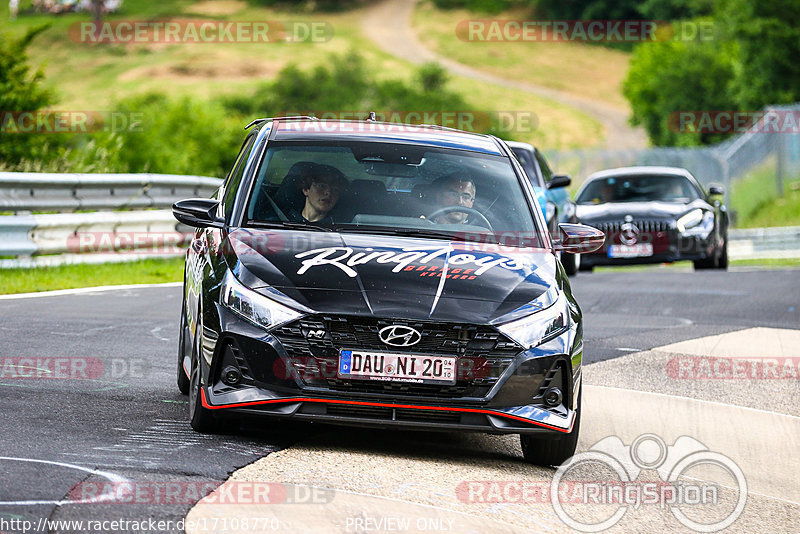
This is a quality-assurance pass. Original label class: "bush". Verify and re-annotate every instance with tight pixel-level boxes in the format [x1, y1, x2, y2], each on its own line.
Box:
[107, 93, 241, 177]
[0, 27, 60, 165]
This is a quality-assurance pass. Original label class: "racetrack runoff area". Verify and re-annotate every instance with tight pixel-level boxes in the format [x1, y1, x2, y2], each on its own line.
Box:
[187, 327, 800, 533]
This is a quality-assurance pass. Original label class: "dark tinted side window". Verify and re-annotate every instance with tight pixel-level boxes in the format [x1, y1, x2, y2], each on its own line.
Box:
[222, 134, 257, 220]
[510, 147, 545, 188]
[534, 150, 553, 183]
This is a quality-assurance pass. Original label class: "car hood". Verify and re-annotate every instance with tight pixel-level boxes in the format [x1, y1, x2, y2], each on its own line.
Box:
[576, 200, 708, 222]
[226, 229, 556, 324]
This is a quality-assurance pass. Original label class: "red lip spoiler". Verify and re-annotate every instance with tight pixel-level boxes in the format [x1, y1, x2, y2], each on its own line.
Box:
[200, 388, 573, 433]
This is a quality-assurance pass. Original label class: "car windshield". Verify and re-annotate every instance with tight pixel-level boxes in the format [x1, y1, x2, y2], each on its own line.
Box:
[245, 141, 544, 247]
[575, 174, 701, 204]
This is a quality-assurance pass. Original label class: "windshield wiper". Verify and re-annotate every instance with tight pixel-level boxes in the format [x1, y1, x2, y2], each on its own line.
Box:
[248, 221, 333, 232]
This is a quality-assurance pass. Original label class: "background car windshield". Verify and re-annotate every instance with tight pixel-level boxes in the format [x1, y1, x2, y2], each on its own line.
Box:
[246, 141, 542, 246]
[575, 174, 701, 204]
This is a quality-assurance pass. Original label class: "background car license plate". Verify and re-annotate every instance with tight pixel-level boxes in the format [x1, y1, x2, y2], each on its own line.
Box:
[608, 243, 654, 258]
[338, 350, 456, 385]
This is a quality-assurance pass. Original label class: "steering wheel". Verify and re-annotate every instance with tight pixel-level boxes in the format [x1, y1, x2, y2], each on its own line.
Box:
[425, 206, 493, 231]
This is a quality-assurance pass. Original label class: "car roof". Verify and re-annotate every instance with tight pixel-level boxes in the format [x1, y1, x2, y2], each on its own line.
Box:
[264, 119, 504, 156]
[504, 140, 536, 153]
[586, 166, 695, 181]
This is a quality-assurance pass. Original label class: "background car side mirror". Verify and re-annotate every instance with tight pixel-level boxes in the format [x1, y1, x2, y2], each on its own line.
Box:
[547, 174, 572, 190]
[173, 198, 225, 228]
[553, 223, 605, 253]
[708, 184, 724, 196]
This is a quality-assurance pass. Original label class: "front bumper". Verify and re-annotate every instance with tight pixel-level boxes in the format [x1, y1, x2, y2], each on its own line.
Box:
[200, 386, 579, 435]
[198, 307, 583, 436]
[580, 223, 716, 267]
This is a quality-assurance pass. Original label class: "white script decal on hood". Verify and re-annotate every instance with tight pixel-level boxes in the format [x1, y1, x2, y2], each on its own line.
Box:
[294, 246, 523, 278]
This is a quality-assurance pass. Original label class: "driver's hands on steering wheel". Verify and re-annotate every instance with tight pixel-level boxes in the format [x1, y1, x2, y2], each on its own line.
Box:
[424, 206, 493, 230]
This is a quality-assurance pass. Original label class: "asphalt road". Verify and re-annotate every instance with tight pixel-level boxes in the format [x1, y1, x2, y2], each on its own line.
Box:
[0, 267, 797, 533]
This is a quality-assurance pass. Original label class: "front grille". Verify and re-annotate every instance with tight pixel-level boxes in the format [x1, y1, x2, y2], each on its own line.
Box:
[591, 219, 672, 234]
[271, 315, 521, 399]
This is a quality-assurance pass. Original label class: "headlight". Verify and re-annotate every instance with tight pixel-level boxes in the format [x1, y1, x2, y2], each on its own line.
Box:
[221, 270, 301, 330]
[677, 209, 714, 238]
[545, 201, 556, 223]
[497, 287, 570, 349]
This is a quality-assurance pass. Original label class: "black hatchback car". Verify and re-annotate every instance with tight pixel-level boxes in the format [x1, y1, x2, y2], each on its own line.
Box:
[574, 166, 728, 271]
[173, 118, 604, 466]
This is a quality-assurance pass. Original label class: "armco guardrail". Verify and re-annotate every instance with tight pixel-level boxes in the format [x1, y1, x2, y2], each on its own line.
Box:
[0, 173, 222, 268]
[728, 226, 800, 260]
[0, 173, 796, 267]
[0, 172, 222, 211]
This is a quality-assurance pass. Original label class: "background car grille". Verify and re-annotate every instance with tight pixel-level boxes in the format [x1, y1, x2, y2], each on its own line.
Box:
[271, 315, 522, 399]
[591, 219, 672, 234]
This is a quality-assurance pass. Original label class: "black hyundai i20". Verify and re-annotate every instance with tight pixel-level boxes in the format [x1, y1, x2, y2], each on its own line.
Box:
[173, 118, 604, 466]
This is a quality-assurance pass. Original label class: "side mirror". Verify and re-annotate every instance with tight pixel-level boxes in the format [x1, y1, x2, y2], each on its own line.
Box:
[547, 174, 571, 190]
[708, 184, 724, 196]
[173, 198, 224, 228]
[553, 223, 605, 253]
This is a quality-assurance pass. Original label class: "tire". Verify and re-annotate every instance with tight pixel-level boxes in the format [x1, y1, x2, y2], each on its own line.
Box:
[717, 234, 728, 270]
[520, 390, 581, 467]
[578, 262, 593, 272]
[693, 258, 713, 270]
[177, 297, 190, 395]
[188, 310, 222, 433]
[561, 252, 579, 276]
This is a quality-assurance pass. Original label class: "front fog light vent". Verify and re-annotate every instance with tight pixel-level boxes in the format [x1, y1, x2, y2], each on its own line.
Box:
[543, 387, 563, 407]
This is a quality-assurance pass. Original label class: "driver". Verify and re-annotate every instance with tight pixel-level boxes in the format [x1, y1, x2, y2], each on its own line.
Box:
[287, 164, 348, 224]
[430, 173, 477, 224]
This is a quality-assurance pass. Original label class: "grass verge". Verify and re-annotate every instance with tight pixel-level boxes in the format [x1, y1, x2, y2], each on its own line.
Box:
[0, 257, 184, 295]
[412, 1, 633, 112]
[4, 0, 600, 150]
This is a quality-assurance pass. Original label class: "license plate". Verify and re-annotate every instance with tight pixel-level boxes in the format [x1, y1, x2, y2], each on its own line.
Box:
[338, 350, 456, 385]
[608, 243, 653, 258]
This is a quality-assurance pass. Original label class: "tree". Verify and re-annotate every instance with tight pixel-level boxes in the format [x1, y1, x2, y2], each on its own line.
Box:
[623, 39, 736, 146]
[720, 0, 800, 109]
[0, 28, 58, 165]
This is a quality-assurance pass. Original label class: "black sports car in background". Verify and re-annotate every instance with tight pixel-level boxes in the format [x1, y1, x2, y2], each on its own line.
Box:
[172, 117, 605, 466]
[574, 166, 728, 271]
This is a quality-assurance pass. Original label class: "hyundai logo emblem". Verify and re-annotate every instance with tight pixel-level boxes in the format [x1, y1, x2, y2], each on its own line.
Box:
[378, 325, 422, 347]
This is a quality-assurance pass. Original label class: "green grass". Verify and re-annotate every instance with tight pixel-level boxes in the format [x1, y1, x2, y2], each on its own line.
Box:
[0, 257, 184, 294]
[729, 257, 800, 268]
[728, 157, 785, 228]
[412, 1, 633, 113]
[735, 179, 800, 228]
[593, 257, 800, 272]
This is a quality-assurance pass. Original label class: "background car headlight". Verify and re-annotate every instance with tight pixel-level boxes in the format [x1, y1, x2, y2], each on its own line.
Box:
[221, 270, 302, 330]
[497, 288, 570, 349]
[677, 208, 714, 238]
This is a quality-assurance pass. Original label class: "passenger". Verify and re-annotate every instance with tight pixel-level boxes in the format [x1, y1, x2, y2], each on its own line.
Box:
[287, 165, 348, 224]
[429, 173, 477, 224]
